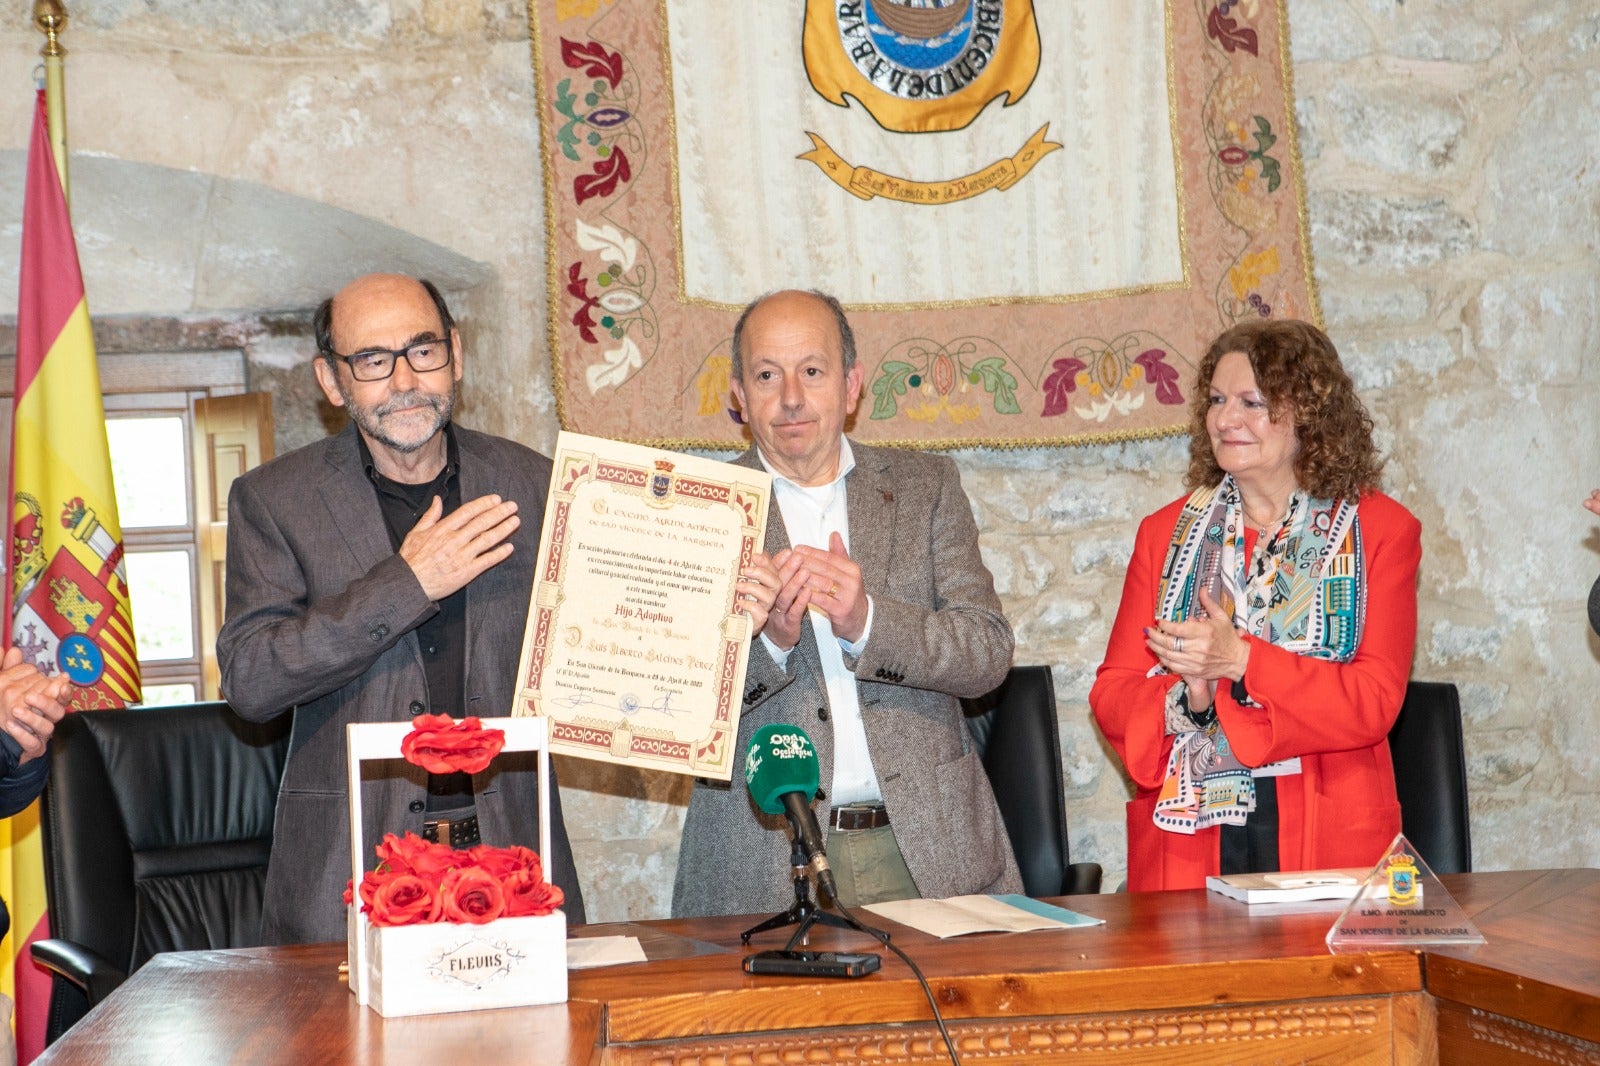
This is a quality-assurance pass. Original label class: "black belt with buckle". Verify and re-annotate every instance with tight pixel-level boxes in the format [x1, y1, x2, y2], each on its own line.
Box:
[829, 804, 890, 832]
[421, 811, 481, 848]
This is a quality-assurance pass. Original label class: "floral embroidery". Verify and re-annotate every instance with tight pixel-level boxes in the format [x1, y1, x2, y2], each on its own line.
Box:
[1227, 247, 1280, 303]
[567, 220, 657, 392]
[1205, 1, 1259, 56]
[1040, 336, 1186, 421]
[554, 38, 640, 204]
[868, 341, 1020, 424]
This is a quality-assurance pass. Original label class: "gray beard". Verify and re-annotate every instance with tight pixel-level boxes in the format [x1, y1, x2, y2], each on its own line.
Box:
[343, 385, 457, 454]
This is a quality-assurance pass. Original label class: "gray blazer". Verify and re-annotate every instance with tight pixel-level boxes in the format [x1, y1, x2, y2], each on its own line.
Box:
[217, 423, 585, 944]
[672, 442, 1023, 918]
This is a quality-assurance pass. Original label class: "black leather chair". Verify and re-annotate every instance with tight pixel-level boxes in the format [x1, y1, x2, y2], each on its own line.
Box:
[1387, 680, 1472, 874]
[32, 702, 290, 1045]
[964, 666, 1102, 896]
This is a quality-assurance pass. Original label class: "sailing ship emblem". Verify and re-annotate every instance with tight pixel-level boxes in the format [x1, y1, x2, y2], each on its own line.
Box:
[802, 0, 1041, 133]
[872, 0, 970, 39]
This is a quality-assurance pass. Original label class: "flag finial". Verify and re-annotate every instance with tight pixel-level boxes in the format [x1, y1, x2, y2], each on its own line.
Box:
[33, 0, 68, 58]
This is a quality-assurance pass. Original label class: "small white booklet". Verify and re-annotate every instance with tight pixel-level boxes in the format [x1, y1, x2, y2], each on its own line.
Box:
[863, 894, 1104, 938]
[1206, 868, 1367, 905]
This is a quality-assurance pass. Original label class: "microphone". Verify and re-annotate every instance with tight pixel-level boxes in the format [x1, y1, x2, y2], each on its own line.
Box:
[745, 724, 837, 901]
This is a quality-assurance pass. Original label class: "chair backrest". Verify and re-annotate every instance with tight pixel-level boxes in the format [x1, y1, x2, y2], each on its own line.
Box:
[1387, 681, 1472, 874]
[39, 702, 290, 1035]
[964, 666, 1100, 896]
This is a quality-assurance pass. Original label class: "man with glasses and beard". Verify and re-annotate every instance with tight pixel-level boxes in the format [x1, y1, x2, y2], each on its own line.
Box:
[218, 273, 585, 944]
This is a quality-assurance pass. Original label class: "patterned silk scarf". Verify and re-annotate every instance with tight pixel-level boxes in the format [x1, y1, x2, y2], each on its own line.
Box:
[1149, 475, 1366, 834]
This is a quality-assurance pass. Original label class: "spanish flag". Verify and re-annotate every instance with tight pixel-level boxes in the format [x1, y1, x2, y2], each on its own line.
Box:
[3, 89, 140, 1061]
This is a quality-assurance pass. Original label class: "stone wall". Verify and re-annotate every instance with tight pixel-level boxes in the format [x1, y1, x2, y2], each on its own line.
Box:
[1, 0, 1596, 920]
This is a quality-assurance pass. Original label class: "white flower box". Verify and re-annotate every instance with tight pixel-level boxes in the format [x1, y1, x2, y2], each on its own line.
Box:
[364, 910, 567, 1017]
[345, 717, 568, 1016]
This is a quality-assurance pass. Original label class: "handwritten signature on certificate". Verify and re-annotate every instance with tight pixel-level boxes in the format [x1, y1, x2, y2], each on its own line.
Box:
[549, 689, 680, 718]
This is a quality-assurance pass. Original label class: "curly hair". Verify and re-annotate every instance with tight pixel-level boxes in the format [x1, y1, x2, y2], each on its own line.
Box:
[1184, 319, 1383, 501]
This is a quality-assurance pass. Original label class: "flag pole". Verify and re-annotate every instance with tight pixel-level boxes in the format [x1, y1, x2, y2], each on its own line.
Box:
[33, 0, 70, 205]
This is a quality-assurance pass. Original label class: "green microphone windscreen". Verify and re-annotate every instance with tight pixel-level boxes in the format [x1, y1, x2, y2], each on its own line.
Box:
[744, 724, 821, 815]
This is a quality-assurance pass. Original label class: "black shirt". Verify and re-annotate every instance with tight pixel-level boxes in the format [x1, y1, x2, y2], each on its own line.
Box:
[358, 426, 471, 809]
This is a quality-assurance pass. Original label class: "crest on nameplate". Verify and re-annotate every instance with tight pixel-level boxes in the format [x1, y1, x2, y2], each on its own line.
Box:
[802, 0, 1041, 132]
[1384, 853, 1419, 906]
[1325, 834, 1485, 953]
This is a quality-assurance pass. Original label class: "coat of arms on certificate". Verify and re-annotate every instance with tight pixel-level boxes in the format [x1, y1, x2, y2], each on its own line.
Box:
[511, 432, 770, 781]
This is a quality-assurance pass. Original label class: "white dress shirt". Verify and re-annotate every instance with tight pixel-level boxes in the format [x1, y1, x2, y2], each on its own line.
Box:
[757, 439, 882, 806]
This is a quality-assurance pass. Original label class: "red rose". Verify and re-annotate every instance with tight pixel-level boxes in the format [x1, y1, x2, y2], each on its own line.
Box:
[374, 832, 422, 876]
[383, 832, 471, 882]
[367, 874, 442, 927]
[503, 868, 564, 918]
[440, 866, 507, 924]
[357, 866, 398, 909]
[400, 715, 507, 775]
[466, 844, 543, 881]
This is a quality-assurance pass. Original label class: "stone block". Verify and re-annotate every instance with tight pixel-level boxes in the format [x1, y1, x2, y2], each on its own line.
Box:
[1428, 620, 1504, 664]
[984, 543, 1058, 599]
[1455, 681, 1507, 725]
[1341, 333, 1458, 390]
[1467, 727, 1541, 788]
[1319, 281, 1431, 330]
[1553, 700, 1600, 778]
[1322, 83, 1466, 176]
[1309, 190, 1475, 270]
[1051, 663, 1101, 708]
[1569, 13, 1600, 55]
[1072, 538, 1131, 575]
[1287, 0, 1376, 63]
[967, 474, 1037, 525]
[1465, 269, 1600, 385]
[1037, 479, 1131, 525]
[1024, 597, 1097, 646]
[1484, 69, 1600, 256]
[1388, 22, 1504, 63]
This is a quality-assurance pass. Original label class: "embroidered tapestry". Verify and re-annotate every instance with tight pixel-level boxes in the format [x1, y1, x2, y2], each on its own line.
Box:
[532, 0, 1318, 449]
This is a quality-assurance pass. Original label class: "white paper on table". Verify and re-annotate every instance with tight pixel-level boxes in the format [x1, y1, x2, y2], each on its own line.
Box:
[567, 935, 648, 969]
[863, 895, 1104, 939]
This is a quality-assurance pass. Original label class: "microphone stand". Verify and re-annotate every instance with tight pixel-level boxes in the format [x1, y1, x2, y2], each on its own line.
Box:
[740, 842, 890, 949]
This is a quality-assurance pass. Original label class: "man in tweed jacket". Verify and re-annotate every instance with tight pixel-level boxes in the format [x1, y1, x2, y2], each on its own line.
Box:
[673, 290, 1022, 918]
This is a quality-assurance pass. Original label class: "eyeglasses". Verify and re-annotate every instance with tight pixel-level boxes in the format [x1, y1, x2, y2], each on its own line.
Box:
[329, 336, 453, 382]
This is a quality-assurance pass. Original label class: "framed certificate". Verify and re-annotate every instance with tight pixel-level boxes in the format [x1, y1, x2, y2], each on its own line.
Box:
[511, 432, 770, 780]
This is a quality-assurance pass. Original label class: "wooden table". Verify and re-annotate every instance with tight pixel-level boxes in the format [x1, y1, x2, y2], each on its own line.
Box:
[35, 870, 1599, 1065]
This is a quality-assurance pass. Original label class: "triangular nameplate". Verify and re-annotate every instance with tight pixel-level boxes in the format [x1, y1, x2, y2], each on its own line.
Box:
[1326, 833, 1486, 953]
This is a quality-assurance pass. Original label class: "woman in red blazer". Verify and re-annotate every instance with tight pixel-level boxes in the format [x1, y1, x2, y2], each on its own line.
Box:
[1091, 320, 1420, 891]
